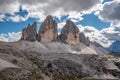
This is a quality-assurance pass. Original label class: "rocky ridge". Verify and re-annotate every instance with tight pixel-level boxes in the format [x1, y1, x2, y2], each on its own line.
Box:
[21, 15, 81, 45]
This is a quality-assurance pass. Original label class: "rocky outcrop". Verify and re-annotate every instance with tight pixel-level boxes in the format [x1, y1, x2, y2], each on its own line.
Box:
[80, 32, 90, 46]
[37, 15, 58, 43]
[21, 22, 37, 42]
[59, 20, 80, 44]
[20, 15, 81, 45]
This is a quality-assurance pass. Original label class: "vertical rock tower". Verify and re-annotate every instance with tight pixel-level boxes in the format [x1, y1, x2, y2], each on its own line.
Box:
[21, 22, 37, 42]
[37, 15, 58, 43]
[60, 20, 80, 44]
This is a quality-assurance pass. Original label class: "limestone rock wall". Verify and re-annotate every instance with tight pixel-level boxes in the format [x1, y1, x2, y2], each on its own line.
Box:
[21, 22, 37, 42]
[37, 15, 58, 43]
[21, 16, 89, 45]
[60, 20, 80, 45]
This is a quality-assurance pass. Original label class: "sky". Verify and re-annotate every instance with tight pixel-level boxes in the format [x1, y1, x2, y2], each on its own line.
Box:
[0, 0, 120, 47]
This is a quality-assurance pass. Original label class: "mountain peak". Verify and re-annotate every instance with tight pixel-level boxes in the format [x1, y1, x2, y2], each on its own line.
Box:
[21, 22, 37, 42]
[59, 19, 80, 44]
[66, 19, 73, 23]
[46, 15, 53, 19]
[37, 15, 58, 43]
[66, 19, 77, 28]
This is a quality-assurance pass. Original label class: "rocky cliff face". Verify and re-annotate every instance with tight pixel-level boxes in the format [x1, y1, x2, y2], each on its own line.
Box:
[80, 32, 90, 46]
[21, 22, 37, 42]
[21, 16, 81, 44]
[60, 20, 80, 44]
[37, 15, 58, 43]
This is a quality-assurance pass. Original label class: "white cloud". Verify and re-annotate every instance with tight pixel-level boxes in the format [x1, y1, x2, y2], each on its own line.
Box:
[0, 0, 103, 22]
[7, 32, 22, 42]
[90, 0, 120, 47]
[100, 23, 120, 41]
[0, 14, 5, 21]
[96, 0, 120, 23]
[0, 0, 20, 14]
[78, 24, 120, 47]
[20, 0, 102, 13]
[21, 0, 102, 21]
[82, 26, 99, 33]
[58, 22, 66, 30]
[0, 32, 21, 42]
[9, 15, 21, 22]
[0, 34, 8, 42]
[8, 15, 29, 22]
[68, 12, 84, 22]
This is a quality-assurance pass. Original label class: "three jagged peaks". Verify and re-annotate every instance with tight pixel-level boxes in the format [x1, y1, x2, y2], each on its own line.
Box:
[21, 15, 90, 45]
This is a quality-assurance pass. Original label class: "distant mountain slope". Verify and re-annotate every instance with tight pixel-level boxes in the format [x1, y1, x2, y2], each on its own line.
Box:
[108, 40, 120, 53]
[90, 42, 109, 54]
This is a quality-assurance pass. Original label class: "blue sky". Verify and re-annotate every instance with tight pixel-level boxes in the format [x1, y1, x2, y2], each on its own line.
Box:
[0, 0, 120, 47]
[0, 18, 37, 33]
[78, 13, 110, 30]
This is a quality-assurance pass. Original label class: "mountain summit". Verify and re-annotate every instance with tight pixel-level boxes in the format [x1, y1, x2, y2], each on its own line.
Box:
[38, 15, 58, 42]
[60, 20, 80, 44]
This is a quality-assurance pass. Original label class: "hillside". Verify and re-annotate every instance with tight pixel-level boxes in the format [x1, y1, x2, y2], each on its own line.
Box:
[0, 41, 120, 80]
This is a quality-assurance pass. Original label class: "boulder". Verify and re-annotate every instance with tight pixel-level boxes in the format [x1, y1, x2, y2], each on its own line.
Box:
[21, 22, 37, 42]
[60, 20, 80, 44]
[37, 15, 58, 43]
